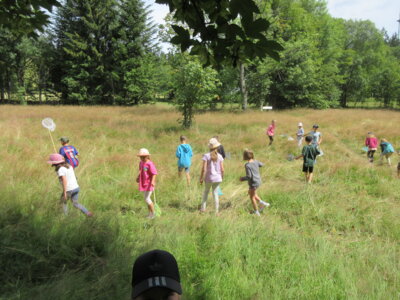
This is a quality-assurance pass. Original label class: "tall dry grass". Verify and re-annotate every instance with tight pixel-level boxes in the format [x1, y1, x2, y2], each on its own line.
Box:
[0, 104, 399, 299]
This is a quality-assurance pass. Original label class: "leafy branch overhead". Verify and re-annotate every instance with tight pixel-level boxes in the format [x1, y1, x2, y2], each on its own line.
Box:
[156, 0, 283, 67]
[0, 0, 60, 37]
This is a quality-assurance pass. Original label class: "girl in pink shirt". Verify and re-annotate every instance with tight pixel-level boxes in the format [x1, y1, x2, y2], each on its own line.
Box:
[365, 132, 378, 163]
[136, 148, 157, 219]
[266, 119, 276, 146]
[200, 138, 224, 215]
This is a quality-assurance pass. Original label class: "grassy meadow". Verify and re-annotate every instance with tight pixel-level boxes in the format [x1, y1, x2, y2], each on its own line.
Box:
[0, 105, 399, 299]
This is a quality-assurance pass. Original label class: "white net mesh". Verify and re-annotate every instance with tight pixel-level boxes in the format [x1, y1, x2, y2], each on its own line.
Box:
[41, 118, 56, 132]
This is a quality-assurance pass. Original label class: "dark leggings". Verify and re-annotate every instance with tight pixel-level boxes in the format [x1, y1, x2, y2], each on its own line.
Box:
[268, 135, 274, 145]
[367, 150, 376, 161]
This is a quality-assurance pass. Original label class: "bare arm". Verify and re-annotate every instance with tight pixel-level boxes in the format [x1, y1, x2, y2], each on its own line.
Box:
[151, 174, 157, 187]
[200, 160, 207, 184]
[60, 176, 68, 200]
[220, 161, 224, 179]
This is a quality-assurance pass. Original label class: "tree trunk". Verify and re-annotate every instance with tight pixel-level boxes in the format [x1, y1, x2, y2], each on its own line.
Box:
[239, 62, 248, 111]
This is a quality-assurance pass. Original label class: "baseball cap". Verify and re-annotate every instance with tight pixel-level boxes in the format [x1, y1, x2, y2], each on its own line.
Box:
[131, 250, 182, 299]
[60, 137, 69, 143]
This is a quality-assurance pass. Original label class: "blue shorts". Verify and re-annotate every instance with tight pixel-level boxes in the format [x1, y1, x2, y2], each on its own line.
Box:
[178, 166, 190, 173]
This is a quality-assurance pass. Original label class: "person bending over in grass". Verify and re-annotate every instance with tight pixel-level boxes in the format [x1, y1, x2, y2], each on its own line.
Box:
[136, 148, 157, 219]
[295, 135, 320, 183]
[176, 135, 193, 185]
[199, 138, 224, 215]
[239, 149, 270, 216]
[59, 137, 79, 168]
[131, 249, 182, 300]
[379, 138, 395, 166]
[365, 132, 378, 163]
[47, 153, 92, 216]
[266, 119, 276, 146]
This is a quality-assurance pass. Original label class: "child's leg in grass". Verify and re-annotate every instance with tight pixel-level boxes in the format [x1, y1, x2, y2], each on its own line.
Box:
[185, 169, 191, 185]
[249, 189, 259, 212]
[143, 191, 154, 215]
[60, 194, 68, 215]
[211, 183, 220, 213]
[201, 182, 212, 211]
[70, 188, 90, 215]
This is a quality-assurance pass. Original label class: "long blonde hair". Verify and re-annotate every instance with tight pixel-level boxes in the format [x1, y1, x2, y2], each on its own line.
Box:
[210, 148, 219, 162]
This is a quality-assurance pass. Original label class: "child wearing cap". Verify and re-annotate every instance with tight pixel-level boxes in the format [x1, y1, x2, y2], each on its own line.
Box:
[176, 136, 193, 185]
[239, 149, 270, 216]
[365, 132, 378, 163]
[266, 120, 276, 146]
[59, 137, 79, 168]
[296, 122, 304, 147]
[295, 135, 321, 183]
[47, 153, 92, 216]
[136, 148, 158, 219]
[131, 249, 182, 300]
[199, 138, 224, 215]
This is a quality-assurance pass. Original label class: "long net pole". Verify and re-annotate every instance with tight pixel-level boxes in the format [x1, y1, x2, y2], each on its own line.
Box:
[48, 129, 57, 153]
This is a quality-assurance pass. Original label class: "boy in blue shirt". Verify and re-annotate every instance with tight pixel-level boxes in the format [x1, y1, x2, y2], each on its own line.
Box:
[176, 135, 193, 185]
[59, 137, 79, 168]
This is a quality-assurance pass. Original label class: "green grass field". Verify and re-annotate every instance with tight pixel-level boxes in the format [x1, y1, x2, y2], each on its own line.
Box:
[0, 105, 399, 299]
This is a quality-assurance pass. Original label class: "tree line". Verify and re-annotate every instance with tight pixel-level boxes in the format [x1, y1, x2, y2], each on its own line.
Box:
[1, 0, 399, 113]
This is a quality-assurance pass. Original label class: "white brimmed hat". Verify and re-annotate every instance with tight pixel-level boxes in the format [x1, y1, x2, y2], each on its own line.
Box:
[208, 138, 221, 149]
[137, 148, 150, 156]
[298, 122, 303, 126]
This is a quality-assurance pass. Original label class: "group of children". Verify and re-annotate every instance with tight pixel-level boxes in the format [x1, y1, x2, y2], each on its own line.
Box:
[47, 121, 398, 219]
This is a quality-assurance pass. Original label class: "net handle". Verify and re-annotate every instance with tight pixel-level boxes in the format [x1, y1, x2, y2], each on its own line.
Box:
[48, 128, 57, 153]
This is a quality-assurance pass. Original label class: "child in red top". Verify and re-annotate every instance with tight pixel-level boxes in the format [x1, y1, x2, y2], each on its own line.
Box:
[365, 132, 378, 163]
[266, 120, 276, 146]
[136, 148, 158, 219]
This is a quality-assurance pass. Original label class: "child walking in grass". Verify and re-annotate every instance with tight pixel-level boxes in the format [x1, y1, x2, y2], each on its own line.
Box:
[239, 150, 270, 216]
[47, 153, 92, 216]
[295, 135, 320, 183]
[176, 135, 193, 185]
[200, 138, 224, 215]
[213, 135, 225, 196]
[296, 122, 305, 147]
[59, 137, 79, 168]
[308, 124, 323, 156]
[379, 139, 395, 166]
[365, 132, 378, 163]
[136, 148, 157, 219]
[266, 120, 276, 146]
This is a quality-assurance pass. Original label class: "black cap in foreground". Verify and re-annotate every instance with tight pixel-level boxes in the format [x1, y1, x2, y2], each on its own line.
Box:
[313, 124, 319, 128]
[131, 250, 182, 299]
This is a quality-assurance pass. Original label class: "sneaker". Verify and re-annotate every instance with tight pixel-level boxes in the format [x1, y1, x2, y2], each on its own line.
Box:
[259, 203, 270, 212]
[146, 213, 155, 219]
[250, 210, 261, 216]
[86, 211, 93, 217]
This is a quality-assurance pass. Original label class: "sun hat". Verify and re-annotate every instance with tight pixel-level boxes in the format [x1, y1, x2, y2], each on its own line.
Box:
[60, 137, 69, 143]
[137, 148, 150, 156]
[298, 122, 303, 126]
[47, 153, 65, 164]
[208, 138, 221, 149]
[312, 124, 319, 128]
[131, 249, 182, 298]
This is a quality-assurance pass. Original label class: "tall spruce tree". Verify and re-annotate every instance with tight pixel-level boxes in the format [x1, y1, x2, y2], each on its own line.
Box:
[53, 0, 155, 104]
